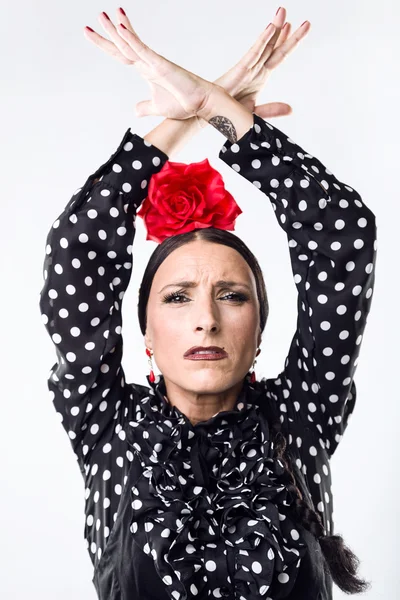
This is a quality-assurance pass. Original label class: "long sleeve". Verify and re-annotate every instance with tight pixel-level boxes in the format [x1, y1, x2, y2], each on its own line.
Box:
[39, 128, 169, 475]
[218, 113, 377, 460]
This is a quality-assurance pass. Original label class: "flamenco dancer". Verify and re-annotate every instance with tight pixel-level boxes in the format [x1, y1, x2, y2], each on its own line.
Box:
[39, 6, 376, 599]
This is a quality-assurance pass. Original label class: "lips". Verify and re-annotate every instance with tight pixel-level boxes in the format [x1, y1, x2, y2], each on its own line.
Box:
[184, 345, 228, 358]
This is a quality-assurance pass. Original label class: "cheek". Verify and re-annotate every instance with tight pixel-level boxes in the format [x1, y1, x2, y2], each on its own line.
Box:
[161, 318, 184, 344]
[224, 307, 260, 362]
[226, 306, 259, 337]
[150, 311, 186, 375]
[148, 307, 185, 350]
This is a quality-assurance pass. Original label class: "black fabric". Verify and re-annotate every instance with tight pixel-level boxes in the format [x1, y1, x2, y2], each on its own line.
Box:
[122, 374, 310, 598]
[39, 113, 376, 599]
[92, 375, 332, 600]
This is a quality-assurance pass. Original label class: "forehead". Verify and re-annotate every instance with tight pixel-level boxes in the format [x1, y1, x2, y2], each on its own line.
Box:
[153, 240, 254, 282]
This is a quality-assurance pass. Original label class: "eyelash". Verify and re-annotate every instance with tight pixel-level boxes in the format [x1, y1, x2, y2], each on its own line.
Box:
[162, 290, 250, 304]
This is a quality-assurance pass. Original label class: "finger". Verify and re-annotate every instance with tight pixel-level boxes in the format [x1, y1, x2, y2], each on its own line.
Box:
[242, 24, 277, 71]
[275, 22, 292, 47]
[115, 7, 139, 35]
[268, 6, 288, 49]
[262, 21, 311, 69]
[135, 99, 156, 117]
[97, 12, 140, 62]
[83, 25, 132, 65]
[254, 101, 293, 118]
[245, 7, 287, 70]
[116, 22, 161, 66]
[117, 20, 190, 102]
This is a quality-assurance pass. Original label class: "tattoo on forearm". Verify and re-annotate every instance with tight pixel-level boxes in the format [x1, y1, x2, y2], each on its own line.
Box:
[208, 116, 237, 144]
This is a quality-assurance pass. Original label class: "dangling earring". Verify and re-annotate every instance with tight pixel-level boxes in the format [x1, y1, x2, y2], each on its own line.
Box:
[145, 347, 155, 383]
[250, 347, 261, 384]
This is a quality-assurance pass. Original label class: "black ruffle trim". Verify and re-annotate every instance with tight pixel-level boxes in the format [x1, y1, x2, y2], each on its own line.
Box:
[125, 374, 308, 599]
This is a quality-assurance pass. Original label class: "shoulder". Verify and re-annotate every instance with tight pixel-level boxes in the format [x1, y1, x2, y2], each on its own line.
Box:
[128, 381, 153, 400]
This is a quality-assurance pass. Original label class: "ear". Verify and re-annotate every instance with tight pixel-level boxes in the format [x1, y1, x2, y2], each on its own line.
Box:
[144, 330, 152, 351]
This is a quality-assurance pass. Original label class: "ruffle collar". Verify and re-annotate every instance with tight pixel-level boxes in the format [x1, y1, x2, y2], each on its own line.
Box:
[125, 374, 308, 599]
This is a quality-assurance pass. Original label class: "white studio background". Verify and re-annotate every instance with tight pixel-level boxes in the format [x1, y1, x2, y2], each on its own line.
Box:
[0, 0, 398, 598]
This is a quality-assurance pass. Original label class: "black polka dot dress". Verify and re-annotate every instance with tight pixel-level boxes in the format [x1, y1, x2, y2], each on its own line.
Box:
[39, 113, 377, 599]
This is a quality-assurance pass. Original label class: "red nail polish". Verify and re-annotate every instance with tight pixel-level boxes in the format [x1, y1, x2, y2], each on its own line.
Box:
[102, 11, 110, 20]
[86, 26, 95, 32]
[276, 6, 281, 15]
[301, 20, 308, 26]
[119, 7, 126, 16]
[120, 23, 127, 29]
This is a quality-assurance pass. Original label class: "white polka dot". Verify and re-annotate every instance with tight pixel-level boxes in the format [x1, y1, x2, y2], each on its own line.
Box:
[291, 529, 300, 540]
[122, 182, 132, 193]
[205, 560, 217, 572]
[252, 561, 262, 574]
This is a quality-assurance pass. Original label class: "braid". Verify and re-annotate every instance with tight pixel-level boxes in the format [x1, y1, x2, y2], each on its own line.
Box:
[263, 401, 371, 595]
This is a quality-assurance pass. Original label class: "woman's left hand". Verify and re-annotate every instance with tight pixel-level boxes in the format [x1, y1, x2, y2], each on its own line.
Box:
[84, 9, 218, 120]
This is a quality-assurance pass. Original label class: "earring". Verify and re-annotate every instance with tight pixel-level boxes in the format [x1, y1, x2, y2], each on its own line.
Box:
[250, 347, 261, 384]
[145, 347, 155, 383]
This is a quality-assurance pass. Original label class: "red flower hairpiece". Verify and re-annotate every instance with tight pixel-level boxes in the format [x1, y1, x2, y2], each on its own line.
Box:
[136, 158, 242, 243]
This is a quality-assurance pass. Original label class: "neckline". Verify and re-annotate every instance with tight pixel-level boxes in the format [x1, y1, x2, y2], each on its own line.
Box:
[145, 372, 257, 430]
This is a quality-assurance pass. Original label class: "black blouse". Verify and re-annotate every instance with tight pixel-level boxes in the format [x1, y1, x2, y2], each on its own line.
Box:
[39, 113, 377, 599]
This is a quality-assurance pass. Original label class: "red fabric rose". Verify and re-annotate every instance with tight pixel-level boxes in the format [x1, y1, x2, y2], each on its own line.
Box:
[136, 158, 242, 243]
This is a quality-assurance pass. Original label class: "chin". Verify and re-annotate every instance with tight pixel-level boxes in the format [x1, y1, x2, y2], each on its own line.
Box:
[182, 365, 238, 392]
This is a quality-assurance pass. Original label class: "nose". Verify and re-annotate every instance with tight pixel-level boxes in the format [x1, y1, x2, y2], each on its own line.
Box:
[193, 294, 220, 333]
[196, 322, 219, 333]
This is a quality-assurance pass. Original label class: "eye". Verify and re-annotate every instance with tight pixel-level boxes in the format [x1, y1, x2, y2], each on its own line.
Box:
[220, 292, 249, 303]
[162, 291, 189, 303]
[161, 291, 249, 304]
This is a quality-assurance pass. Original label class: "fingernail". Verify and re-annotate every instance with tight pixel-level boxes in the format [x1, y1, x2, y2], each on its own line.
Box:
[276, 7, 281, 15]
[265, 22, 273, 29]
[102, 11, 110, 20]
[86, 26, 95, 32]
[119, 7, 126, 16]
[120, 23, 127, 29]
[301, 21, 308, 27]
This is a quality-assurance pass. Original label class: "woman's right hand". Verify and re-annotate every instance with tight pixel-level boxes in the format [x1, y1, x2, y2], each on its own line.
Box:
[212, 7, 311, 120]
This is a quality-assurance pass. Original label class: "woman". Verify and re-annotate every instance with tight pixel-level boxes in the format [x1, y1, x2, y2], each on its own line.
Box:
[39, 6, 376, 600]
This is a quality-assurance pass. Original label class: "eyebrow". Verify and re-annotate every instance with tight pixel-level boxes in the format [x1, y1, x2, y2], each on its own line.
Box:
[158, 280, 252, 294]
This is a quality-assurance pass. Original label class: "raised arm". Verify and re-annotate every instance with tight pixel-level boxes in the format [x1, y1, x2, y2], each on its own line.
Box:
[210, 105, 377, 459]
[39, 128, 170, 470]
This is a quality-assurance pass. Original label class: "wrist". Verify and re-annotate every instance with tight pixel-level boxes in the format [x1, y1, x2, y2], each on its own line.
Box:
[196, 84, 229, 121]
[195, 85, 253, 143]
[143, 116, 201, 158]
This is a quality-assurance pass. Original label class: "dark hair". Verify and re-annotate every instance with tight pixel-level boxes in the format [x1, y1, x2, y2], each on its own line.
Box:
[137, 227, 370, 595]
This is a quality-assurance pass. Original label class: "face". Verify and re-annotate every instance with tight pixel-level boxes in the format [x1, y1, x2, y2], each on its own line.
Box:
[144, 239, 262, 395]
